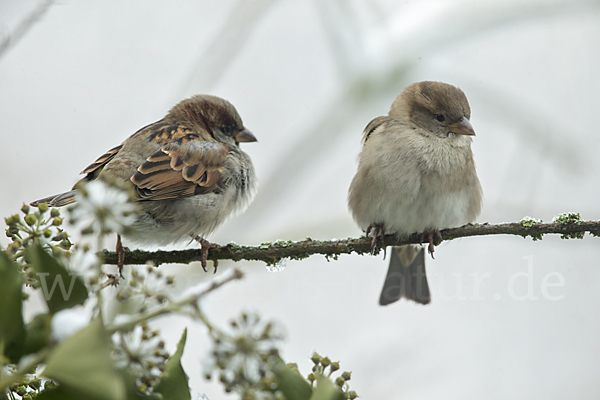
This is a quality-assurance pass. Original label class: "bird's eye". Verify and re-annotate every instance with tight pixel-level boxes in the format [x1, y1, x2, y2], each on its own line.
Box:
[222, 125, 233, 135]
[435, 114, 445, 122]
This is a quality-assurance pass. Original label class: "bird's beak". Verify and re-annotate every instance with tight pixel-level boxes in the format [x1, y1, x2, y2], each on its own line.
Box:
[235, 128, 258, 143]
[449, 117, 476, 136]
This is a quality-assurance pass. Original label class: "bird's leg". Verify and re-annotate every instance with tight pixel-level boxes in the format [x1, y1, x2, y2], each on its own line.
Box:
[192, 235, 219, 273]
[434, 229, 442, 244]
[419, 229, 442, 259]
[116, 234, 130, 279]
[366, 223, 386, 255]
[427, 231, 436, 258]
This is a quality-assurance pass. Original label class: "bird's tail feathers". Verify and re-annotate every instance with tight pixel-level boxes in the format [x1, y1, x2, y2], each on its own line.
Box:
[379, 245, 431, 305]
[30, 190, 77, 207]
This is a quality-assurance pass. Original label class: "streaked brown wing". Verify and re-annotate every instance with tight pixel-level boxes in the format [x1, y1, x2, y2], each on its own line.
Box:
[141, 122, 195, 146]
[80, 122, 196, 178]
[31, 143, 123, 206]
[80, 144, 123, 176]
[131, 133, 229, 201]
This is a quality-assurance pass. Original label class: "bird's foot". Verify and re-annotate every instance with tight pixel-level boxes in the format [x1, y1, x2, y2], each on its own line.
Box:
[419, 229, 442, 259]
[193, 235, 219, 273]
[366, 223, 386, 255]
[116, 234, 130, 278]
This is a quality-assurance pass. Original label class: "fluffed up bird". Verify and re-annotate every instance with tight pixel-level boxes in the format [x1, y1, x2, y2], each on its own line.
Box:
[348, 81, 482, 305]
[31, 95, 257, 273]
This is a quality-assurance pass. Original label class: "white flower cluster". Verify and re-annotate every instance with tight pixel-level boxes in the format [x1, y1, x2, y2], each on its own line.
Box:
[204, 313, 284, 398]
[112, 325, 169, 393]
[63, 245, 102, 288]
[70, 180, 137, 236]
[115, 264, 175, 313]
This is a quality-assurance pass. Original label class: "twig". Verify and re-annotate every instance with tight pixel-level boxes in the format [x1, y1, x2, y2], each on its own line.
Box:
[105, 268, 244, 333]
[100, 218, 600, 267]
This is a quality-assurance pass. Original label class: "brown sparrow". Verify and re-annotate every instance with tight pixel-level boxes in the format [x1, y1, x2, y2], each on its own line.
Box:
[348, 81, 482, 305]
[31, 95, 257, 272]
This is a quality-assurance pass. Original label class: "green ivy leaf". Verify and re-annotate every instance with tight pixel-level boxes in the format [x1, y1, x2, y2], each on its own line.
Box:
[37, 385, 104, 400]
[38, 370, 154, 400]
[273, 357, 313, 400]
[23, 313, 52, 355]
[310, 375, 345, 400]
[155, 329, 191, 400]
[27, 245, 88, 313]
[0, 251, 25, 363]
[43, 319, 126, 400]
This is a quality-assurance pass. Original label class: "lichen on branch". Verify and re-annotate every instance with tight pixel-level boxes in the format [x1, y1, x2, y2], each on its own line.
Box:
[101, 215, 600, 267]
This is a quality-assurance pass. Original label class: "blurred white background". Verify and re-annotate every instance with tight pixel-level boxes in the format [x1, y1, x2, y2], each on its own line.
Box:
[2, 0, 600, 398]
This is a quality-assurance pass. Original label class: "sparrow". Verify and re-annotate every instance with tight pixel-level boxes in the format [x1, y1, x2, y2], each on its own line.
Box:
[348, 81, 482, 305]
[31, 95, 257, 272]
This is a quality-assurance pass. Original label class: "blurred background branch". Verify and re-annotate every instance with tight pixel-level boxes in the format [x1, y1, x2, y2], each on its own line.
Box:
[0, 0, 53, 60]
[176, 0, 278, 96]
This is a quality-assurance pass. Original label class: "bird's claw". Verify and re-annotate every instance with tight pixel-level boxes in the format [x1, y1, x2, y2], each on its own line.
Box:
[420, 229, 442, 259]
[367, 223, 386, 255]
[193, 236, 219, 273]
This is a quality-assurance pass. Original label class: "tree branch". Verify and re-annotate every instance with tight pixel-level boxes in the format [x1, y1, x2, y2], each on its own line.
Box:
[100, 216, 600, 267]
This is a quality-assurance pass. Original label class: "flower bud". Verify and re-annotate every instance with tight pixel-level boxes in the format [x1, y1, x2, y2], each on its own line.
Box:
[311, 352, 322, 364]
[44, 381, 57, 390]
[24, 214, 37, 226]
[16, 386, 28, 396]
[28, 378, 42, 390]
[81, 225, 95, 235]
[52, 231, 66, 241]
[286, 363, 299, 373]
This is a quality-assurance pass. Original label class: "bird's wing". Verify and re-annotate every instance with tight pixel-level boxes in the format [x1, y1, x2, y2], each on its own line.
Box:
[131, 131, 230, 201]
[362, 115, 391, 143]
[80, 144, 123, 177]
[30, 144, 124, 207]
